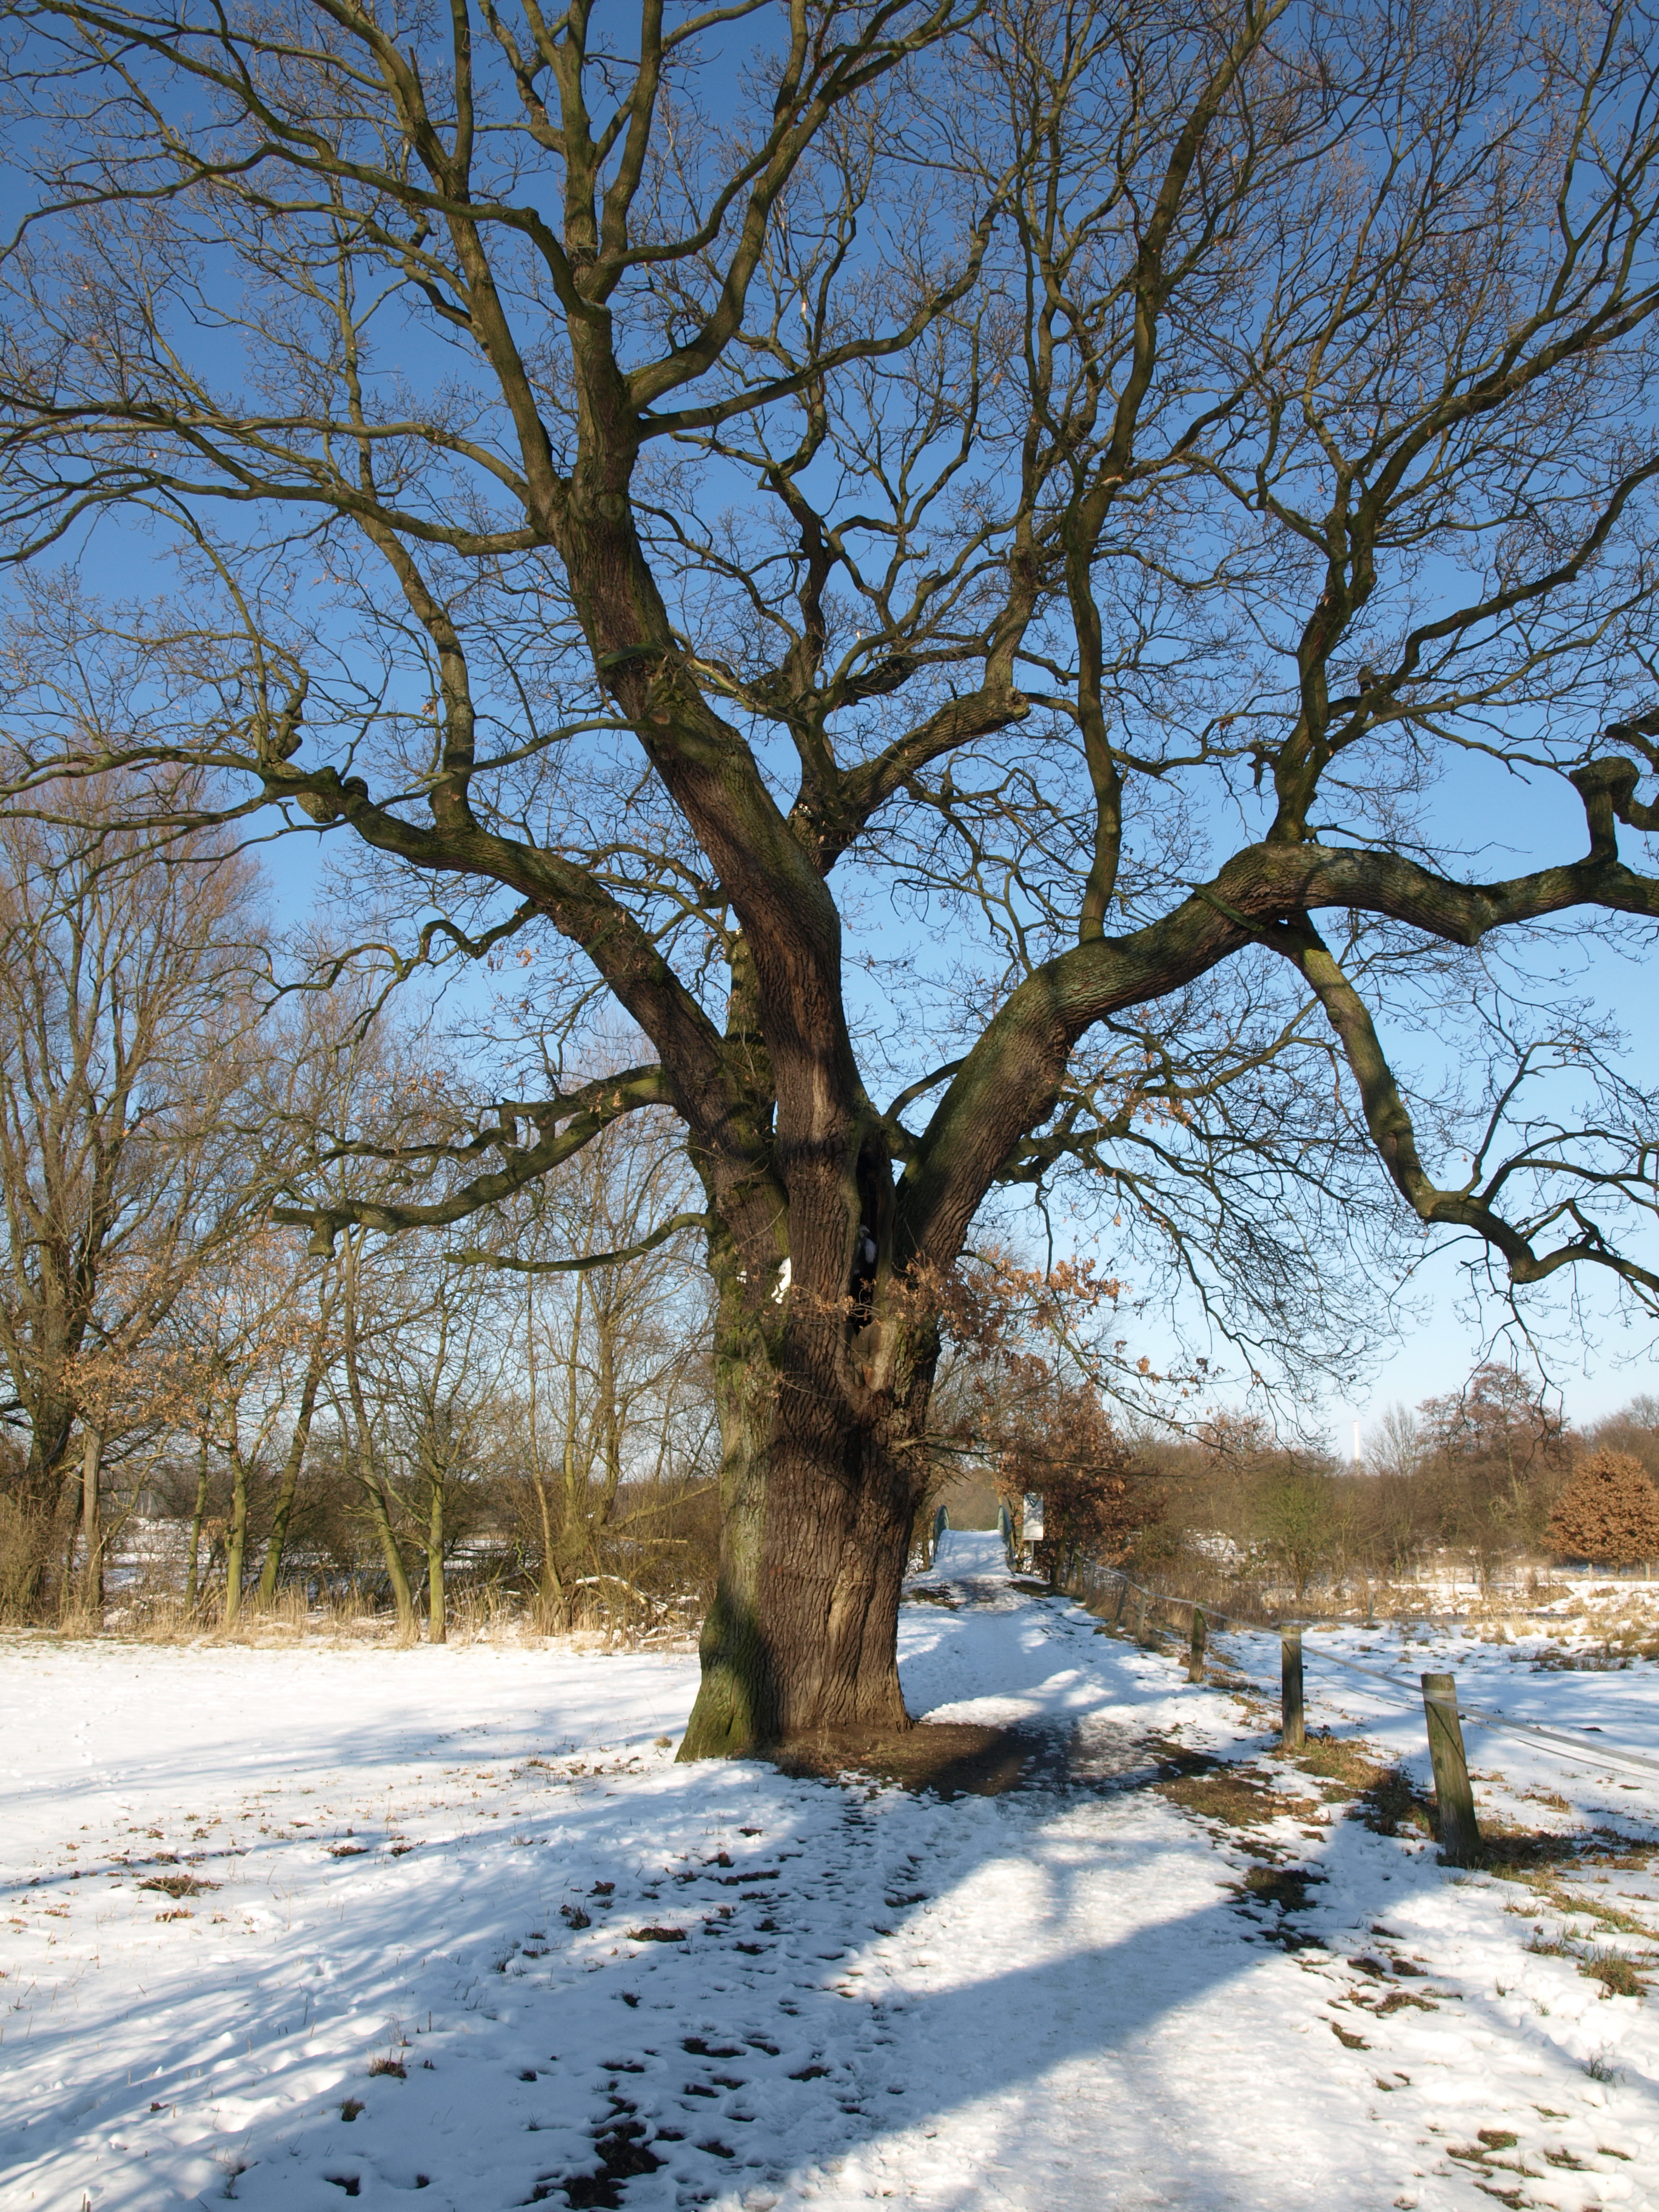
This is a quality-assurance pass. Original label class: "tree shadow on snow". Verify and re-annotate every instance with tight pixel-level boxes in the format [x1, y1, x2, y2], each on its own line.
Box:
[9, 1590, 1659, 2212]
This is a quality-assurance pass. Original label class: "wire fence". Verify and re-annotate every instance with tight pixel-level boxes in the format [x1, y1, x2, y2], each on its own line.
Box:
[1041, 1544, 1659, 1792]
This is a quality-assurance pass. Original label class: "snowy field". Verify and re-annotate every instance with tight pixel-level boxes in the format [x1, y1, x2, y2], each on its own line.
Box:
[4, 1531, 1658, 2212]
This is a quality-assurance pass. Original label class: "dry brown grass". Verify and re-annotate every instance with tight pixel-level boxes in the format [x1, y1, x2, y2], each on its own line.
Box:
[1275, 1731, 1433, 1837]
[1579, 1948, 1649, 1997]
[1156, 1767, 1301, 1827]
[109, 1586, 394, 1646]
[1490, 1847, 1659, 1945]
[1282, 1733, 1387, 1791]
[38, 1571, 697, 1652]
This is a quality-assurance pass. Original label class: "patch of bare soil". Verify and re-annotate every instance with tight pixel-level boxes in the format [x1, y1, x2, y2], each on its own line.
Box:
[1233, 1862, 1326, 1914]
[770, 1718, 1332, 1808]
[1483, 1825, 1656, 1876]
[767, 1721, 1040, 1797]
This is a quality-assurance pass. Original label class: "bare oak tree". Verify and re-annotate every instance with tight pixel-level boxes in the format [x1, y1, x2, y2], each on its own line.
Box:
[4, 0, 1659, 1748]
[0, 776, 264, 1600]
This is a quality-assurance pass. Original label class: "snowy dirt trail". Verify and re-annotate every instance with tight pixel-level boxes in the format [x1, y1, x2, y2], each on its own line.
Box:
[2, 1530, 1657, 2212]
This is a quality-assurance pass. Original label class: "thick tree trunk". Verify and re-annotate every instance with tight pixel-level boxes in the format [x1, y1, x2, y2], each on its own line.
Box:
[21, 1400, 75, 1518]
[357, 1464, 415, 1638]
[11, 1393, 77, 1615]
[551, 1268, 588, 1624]
[528, 1468, 563, 1627]
[680, 1293, 930, 1759]
[52, 1472, 83, 1622]
[340, 1258, 415, 1639]
[82, 1426, 102, 1614]
[524, 1285, 563, 1629]
[525, 1456, 567, 1629]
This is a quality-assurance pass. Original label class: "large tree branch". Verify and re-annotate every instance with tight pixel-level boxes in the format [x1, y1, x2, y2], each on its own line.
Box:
[446, 1208, 711, 1276]
[901, 809, 1659, 1265]
[273, 1064, 673, 1248]
[241, 753, 782, 1185]
[1269, 913, 1659, 1307]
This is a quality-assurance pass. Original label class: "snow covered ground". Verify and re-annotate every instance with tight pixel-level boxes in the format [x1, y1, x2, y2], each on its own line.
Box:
[3, 1530, 1657, 2212]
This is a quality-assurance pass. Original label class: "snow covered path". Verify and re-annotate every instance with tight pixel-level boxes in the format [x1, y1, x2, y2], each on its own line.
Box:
[2, 1533, 1657, 2211]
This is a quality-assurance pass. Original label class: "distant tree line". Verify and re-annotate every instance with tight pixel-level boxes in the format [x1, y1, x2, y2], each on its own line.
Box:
[976, 1364, 1659, 1600]
[0, 787, 720, 1636]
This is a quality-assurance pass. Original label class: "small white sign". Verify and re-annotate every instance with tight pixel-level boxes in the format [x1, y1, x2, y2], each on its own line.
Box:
[1022, 1492, 1044, 1543]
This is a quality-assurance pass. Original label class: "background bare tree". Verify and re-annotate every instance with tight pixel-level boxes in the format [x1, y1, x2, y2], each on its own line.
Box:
[1412, 1364, 1570, 1584]
[506, 1105, 716, 1627]
[0, 777, 263, 1603]
[175, 1225, 340, 1627]
[372, 1248, 511, 1644]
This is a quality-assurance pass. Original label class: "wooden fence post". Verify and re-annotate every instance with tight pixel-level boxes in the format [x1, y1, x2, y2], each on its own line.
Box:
[1188, 1606, 1207, 1683]
[1281, 1625, 1304, 1751]
[1134, 1589, 1148, 1645]
[1113, 1577, 1128, 1626]
[1420, 1672, 1482, 1866]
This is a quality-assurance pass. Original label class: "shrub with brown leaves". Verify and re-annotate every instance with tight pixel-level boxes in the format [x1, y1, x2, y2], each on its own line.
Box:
[1547, 1449, 1659, 1568]
[990, 1376, 1159, 1574]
